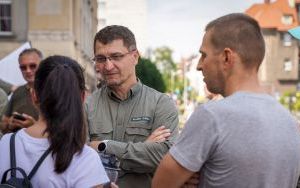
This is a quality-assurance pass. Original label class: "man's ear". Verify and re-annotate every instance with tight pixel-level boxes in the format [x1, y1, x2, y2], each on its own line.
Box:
[132, 50, 140, 65]
[222, 48, 235, 69]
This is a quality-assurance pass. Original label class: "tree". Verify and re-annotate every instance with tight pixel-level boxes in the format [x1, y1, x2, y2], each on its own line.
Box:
[152, 46, 177, 92]
[280, 91, 300, 112]
[136, 58, 166, 92]
[153, 46, 176, 71]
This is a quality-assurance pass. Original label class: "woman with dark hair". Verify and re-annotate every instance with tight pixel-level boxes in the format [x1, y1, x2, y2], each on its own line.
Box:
[0, 55, 110, 187]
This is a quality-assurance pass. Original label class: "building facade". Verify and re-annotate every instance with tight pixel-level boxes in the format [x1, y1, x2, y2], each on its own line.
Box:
[246, 0, 300, 94]
[0, 0, 98, 90]
[97, 0, 148, 55]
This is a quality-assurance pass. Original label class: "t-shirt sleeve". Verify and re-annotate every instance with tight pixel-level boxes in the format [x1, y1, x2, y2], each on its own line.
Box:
[71, 146, 109, 187]
[169, 106, 219, 172]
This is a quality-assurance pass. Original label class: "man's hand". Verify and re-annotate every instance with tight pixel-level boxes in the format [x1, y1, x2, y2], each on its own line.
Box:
[181, 173, 200, 188]
[9, 113, 35, 130]
[103, 182, 119, 188]
[110, 182, 118, 188]
[146, 126, 171, 143]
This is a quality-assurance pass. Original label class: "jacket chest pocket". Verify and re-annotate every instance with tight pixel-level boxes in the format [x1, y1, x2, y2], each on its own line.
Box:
[89, 120, 113, 140]
[125, 123, 152, 143]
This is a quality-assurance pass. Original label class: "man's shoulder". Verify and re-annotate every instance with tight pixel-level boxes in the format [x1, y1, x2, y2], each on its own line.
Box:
[140, 84, 170, 100]
[12, 84, 28, 95]
[91, 87, 105, 96]
[201, 92, 282, 118]
[85, 87, 106, 108]
[15, 84, 27, 91]
[10, 84, 28, 100]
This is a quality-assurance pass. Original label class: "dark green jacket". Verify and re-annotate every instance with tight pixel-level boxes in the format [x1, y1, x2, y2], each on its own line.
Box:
[85, 82, 179, 188]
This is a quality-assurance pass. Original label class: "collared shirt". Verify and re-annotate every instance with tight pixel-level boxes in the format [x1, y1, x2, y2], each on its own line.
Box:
[85, 81, 179, 188]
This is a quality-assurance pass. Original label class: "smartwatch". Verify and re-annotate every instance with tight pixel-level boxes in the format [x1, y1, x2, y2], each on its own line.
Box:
[98, 140, 109, 153]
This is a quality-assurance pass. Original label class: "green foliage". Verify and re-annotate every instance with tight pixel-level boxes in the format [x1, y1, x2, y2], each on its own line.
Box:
[152, 46, 178, 92]
[279, 91, 300, 112]
[136, 58, 166, 92]
[153, 46, 176, 71]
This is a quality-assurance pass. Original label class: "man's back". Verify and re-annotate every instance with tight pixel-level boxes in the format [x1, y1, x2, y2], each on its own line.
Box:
[170, 92, 300, 188]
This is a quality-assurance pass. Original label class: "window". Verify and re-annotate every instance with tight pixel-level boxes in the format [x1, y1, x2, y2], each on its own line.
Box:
[283, 58, 292, 72]
[98, 1, 106, 9]
[0, 0, 12, 35]
[281, 14, 293, 25]
[282, 33, 292, 46]
[288, 0, 295, 8]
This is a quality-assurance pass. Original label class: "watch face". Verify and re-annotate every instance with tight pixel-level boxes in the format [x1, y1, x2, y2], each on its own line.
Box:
[98, 142, 106, 152]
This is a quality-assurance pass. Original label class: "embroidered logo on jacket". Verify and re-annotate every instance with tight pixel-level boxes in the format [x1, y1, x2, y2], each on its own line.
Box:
[131, 116, 151, 123]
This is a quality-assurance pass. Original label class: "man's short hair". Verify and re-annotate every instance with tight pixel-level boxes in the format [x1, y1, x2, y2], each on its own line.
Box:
[205, 13, 265, 69]
[93, 25, 137, 53]
[18, 48, 43, 62]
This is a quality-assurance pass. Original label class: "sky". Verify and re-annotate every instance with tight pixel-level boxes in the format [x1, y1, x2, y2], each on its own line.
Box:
[147, 0, 263, 60]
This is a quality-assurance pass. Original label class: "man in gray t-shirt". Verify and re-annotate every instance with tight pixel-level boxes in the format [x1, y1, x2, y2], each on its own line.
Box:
[152, 13, 300, 188]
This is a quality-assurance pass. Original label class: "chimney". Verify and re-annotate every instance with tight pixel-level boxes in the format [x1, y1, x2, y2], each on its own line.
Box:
[265, 0, 270, 3]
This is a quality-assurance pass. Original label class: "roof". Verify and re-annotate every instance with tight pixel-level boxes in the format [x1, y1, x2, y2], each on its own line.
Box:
[245, 0, 298, 31]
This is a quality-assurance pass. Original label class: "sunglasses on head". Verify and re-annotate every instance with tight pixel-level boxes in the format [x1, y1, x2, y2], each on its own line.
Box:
[19, 64, 37, 71]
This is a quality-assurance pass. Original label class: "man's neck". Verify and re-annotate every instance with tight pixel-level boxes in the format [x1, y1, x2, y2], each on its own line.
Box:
[110, 78, 138, 101]
[224, 71, 264, 97]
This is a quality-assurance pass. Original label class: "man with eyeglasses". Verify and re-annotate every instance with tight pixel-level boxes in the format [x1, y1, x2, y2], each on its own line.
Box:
[85, 25, 179, 188]
[1, 48, 42, 134]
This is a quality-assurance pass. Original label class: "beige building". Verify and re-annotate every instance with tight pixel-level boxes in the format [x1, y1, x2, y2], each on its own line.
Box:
[0, 0, 98, 90]
[97, 0, 148, 55]
[246, 0, 300, 94]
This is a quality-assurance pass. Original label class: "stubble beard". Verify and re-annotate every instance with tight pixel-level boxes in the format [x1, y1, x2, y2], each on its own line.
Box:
[106, 72, 135, 89]
[206, 73, 225, 96]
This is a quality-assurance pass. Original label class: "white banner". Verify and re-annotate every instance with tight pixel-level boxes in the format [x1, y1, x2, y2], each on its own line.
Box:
[0, 42, 31, 86]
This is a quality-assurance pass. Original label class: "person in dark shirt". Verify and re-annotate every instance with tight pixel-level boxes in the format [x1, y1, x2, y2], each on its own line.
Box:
[1, 48, 42, 133]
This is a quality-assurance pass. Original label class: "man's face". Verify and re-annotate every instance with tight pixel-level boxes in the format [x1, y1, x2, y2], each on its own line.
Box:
[197, 31, 225, 95]
[19, 52, 41, 85]
[94, 39, 138, 87]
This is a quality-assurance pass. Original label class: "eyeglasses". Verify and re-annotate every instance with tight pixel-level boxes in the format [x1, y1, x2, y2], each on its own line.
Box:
[19, 64, 38, 72]
[92, 50, 136, 64]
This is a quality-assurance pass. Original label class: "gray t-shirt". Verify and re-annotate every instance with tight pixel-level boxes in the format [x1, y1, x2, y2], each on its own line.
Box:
[170, 92, 300, 188]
